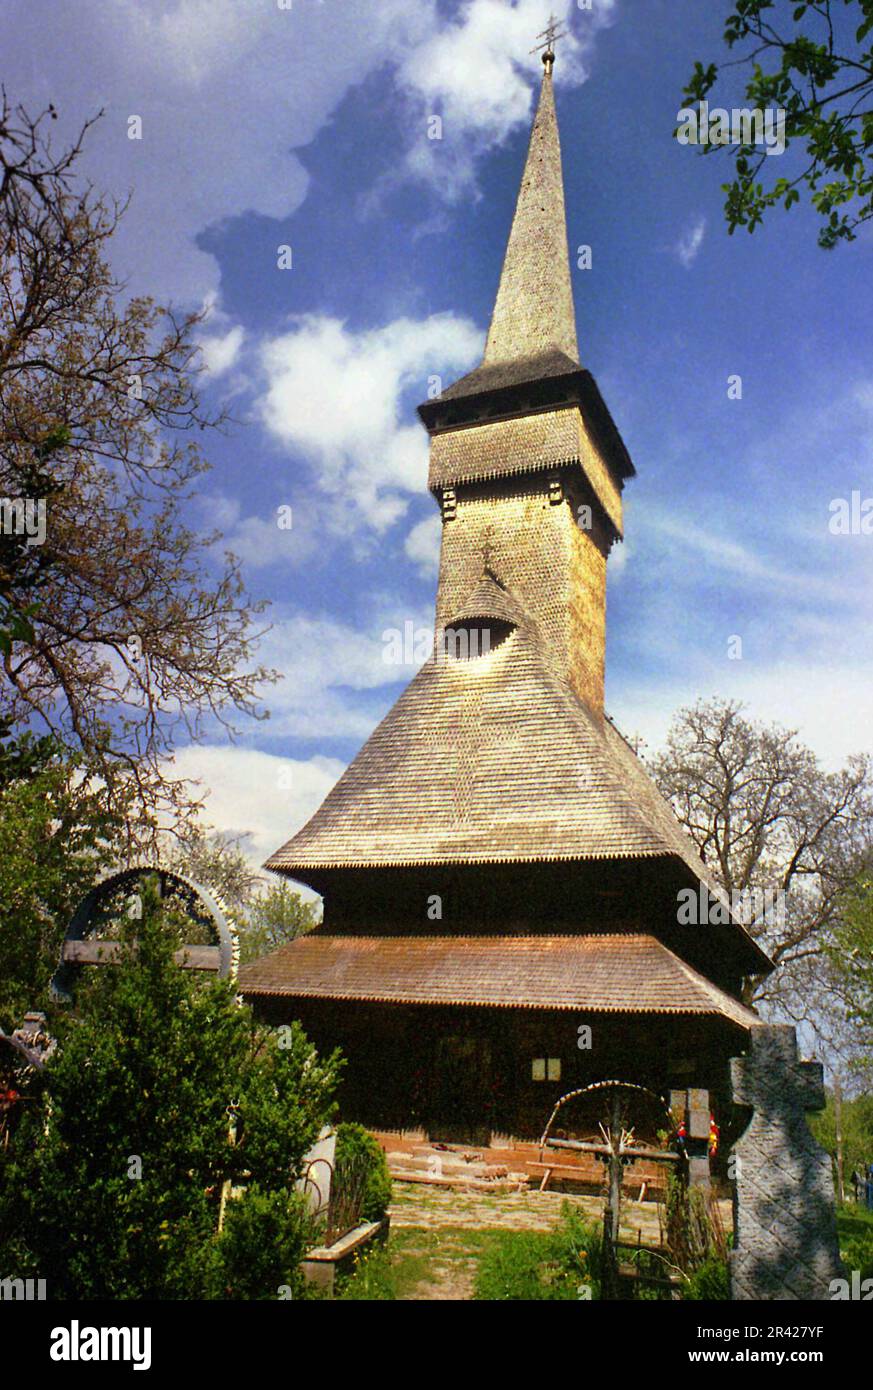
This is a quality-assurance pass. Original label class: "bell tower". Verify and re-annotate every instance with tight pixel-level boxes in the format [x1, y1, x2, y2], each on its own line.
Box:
[253, 31, 773, 1150]
[417, 45, 633, 717]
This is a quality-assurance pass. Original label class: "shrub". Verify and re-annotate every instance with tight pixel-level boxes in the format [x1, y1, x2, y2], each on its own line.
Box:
[333, 1123, 392, 1226]
[214, 1186, 313, 1300]
[684, 1252, 730, 1300]
[0, 886, 342, 1299]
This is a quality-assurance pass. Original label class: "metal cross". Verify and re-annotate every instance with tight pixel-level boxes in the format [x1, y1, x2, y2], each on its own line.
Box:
[530, 13, 568, 62]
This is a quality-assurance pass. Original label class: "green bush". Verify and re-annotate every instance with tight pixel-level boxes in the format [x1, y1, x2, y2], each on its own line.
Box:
[684, 1252, 730, 1300]
[213, 1186, 313, 1300]
[333, 1122, 392, 1224]
[0, 887, 341, 1299]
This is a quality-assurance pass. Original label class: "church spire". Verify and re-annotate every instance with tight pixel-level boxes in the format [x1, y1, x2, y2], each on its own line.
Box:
[482, 46, 579, 371]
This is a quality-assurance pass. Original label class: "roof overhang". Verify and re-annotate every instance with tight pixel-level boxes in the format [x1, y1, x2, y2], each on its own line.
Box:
[239, 931, 761, 1033]
[417, 364, 635, 487]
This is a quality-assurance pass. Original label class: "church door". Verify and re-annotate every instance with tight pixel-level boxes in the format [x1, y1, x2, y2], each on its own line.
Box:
[430, 1034, 493, 1144]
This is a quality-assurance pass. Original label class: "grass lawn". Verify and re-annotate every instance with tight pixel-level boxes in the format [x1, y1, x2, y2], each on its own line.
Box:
[837, 1203, 873, 1278]
[337, 1224, 585, 1301]
[338, 1185, 873, 1301]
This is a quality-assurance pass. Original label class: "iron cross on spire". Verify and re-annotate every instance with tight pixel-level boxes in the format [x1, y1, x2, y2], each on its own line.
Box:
[530, 13, 568, 72]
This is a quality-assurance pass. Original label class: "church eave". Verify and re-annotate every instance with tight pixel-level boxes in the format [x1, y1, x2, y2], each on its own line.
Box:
[237, 932, 763, 1032]
[418, 366, 635, 487]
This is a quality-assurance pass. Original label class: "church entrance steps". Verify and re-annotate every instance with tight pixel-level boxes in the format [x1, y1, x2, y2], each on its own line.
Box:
[387, 1167, 527, 1193]
[372, 1130, 666, 1200]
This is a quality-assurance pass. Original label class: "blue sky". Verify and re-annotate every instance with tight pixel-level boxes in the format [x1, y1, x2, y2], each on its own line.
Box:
[6, 0, 872, 867]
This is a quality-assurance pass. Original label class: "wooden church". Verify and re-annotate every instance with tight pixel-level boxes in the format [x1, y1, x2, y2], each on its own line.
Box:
[240, 47, 772, 1144]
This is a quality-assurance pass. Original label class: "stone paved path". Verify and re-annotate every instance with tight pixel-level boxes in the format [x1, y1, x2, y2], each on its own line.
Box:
[389, 1179, 666, 1244]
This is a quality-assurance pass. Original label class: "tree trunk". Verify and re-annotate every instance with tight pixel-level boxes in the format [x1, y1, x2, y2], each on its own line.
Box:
[834, 1076, 845, 1205]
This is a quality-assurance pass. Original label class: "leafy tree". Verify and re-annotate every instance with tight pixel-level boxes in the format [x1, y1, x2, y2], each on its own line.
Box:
[828, 875, 873, 1047]
[0, 885, 342, 1298]
[682, 0, 873, 246]
[0, 93, 274, 837]
[0, 713, 57, 787]
[0, 737, 120, 1030]
[809, 1086, 873, 1187]
[165, 826, 264, 920]
[650, 698, 873, 1039]
[240, 880, 322, 964]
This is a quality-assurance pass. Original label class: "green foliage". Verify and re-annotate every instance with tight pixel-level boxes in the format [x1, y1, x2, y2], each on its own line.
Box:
[240, 881, 321, 963]
[334, 1122, 393, 1223]
[684, 1252, 731, 1300]
[809, 1089, 873, 1185]
[0, 744, 120, 1029]
[0, 886, 342, 1299]
[236, 1018, 343, 1194]
[828, 876, 873, 1045]
[473, 1204, 602, 1301]
[336, 1242, 397, 1301]
[0, 718, 58, 787]
[682, 0, 873, 247]
[474, 1231, 571, 1300]
[837, 1204, 873, 1278]
[213, 1186, 313, 1300]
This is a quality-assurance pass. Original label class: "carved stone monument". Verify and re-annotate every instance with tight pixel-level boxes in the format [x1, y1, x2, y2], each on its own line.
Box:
[730, 1025, 843, 1300]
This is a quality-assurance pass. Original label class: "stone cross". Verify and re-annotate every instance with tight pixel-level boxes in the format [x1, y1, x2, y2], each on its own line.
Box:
[729, 1025, 843, 1300]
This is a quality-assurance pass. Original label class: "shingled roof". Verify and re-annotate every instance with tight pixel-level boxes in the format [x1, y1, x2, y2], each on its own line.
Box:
[483, 62, 578, 369]
[425, 63, 579, 415]
[239, 932, 761, 1032]
[267, 581, 731, 898]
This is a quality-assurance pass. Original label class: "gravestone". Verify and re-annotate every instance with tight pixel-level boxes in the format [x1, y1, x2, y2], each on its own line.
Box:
[729, 1025, 843, 1300]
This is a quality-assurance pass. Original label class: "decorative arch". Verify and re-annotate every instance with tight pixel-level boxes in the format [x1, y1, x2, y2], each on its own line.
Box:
[52, 865, 240, 999]
[539, 1079, 674, 1149]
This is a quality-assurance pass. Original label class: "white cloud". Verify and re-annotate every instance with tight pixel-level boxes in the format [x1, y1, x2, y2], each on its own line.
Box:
[257, 313, 481, 531]
[3, 0, 432, 300]
[390, 0, 617, 196]
[404, 513, 442, 577]
[200, 325, 245, 376]
[169, 744, 345, 870]
[611, 658, 873, 773]
[4, 0, 619, 300]
[253, 596, 433, 739]
[674, 215, 707, 268]
[226, 511, 318, 572]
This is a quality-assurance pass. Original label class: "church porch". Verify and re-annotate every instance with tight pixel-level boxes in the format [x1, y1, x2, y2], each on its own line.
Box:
[248, 991, 750, 1148]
